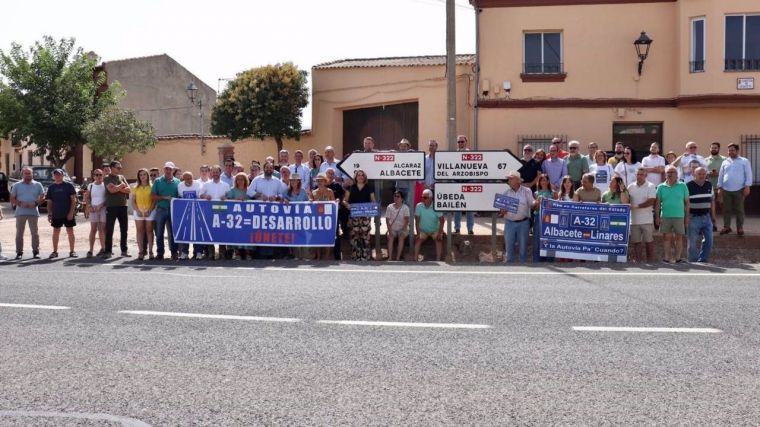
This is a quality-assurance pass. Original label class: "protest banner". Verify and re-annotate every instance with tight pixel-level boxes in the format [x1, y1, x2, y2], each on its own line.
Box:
[171, 199, 338, 247]
[538, 199, 630, 262]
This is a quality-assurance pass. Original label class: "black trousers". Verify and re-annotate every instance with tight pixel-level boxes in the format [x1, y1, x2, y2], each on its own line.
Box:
[106, 206, 129, 254]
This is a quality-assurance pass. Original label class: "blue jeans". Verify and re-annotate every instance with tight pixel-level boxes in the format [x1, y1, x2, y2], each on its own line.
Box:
[154, 207, 177, 257]
[688, 214, 713, 262]
[504, 218, 530, 263]
[454, 211, 475, 233]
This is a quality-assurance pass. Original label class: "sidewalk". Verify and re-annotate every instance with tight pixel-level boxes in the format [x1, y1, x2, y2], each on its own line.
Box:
[1, 202, 758, 262]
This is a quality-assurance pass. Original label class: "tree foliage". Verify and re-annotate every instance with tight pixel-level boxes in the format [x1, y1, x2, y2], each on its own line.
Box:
[82, 104, 156, 161]
[211, 62, 309, 152]
[0, 36, 118, 166]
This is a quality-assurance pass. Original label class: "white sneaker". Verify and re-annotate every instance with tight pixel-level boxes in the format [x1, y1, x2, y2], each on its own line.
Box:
[196, 253, 206, 260]
[0, 255, 8, 261]
[179, 253, 189, 260]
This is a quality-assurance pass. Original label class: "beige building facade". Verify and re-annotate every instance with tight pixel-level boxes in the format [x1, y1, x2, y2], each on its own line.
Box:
[471, 0, 760, 183]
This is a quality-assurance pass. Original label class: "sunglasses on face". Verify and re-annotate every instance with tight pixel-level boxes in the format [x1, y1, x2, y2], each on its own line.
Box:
[94, 174, 103, 176]
[569, 147, 577, 151]
[524, 148, 533, 152]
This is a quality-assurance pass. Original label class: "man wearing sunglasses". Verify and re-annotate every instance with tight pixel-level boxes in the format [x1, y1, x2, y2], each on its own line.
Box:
[673, 141, 706, 184]
[519, 144, 541, 189]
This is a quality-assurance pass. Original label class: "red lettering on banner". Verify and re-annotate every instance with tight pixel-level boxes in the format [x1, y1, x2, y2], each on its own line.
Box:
[461, 153, 483, 161]
[374, 154, 395, 162]
[461, 185, 483, 192]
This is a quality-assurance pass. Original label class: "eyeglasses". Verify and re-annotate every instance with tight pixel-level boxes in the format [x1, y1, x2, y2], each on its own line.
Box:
[523, 148, 533, 152]
[569, 147, 578, 151]
[422, 196, 430, 199]
[625, 152, 632, 155]
[94, 174, 102, 176]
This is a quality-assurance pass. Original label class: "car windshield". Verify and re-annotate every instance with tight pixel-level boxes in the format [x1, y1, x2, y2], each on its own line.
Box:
[33, 169, 54, 180]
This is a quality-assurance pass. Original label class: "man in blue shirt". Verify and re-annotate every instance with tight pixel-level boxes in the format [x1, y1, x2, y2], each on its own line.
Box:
[45, 169, 78, 258]
[10, 167, 45, 259]
[717, 143, 753, 236]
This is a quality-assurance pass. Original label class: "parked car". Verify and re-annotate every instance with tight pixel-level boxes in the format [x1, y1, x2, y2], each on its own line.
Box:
[0, 171, 9, 201]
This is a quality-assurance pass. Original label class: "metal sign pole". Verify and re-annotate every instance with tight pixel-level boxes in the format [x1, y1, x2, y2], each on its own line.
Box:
[374, 180, 382, 260]
[491, 213, 497, 260]
[446, 213, 453, 262]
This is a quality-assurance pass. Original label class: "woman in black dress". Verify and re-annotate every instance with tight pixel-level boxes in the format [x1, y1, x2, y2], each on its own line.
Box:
[342, 169, 376, 261]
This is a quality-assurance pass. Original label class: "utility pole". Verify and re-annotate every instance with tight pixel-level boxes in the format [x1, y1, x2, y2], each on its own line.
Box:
[446, 0, 456, 260]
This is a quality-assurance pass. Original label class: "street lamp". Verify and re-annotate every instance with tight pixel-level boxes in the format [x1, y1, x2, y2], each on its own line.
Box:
[186, 82, 205, 153]
[634, 31, 653, 76]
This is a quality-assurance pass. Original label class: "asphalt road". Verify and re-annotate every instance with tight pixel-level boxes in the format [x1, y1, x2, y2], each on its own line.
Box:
[1, 260, 759, 425]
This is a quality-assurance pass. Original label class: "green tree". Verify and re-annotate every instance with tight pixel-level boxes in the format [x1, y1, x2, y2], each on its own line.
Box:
[0, 36, 118, 166]
[211, 62, 309, 152]
[82, 104, 156, 161]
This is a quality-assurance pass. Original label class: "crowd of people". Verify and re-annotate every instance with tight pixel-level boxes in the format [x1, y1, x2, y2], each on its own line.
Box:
[510, 138, 753, 263]
[2, 136, 754, 265]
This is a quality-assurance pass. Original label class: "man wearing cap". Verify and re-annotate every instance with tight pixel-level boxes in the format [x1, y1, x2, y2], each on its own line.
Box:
[45, 169, 78, 258]
[103, 160, 131, 258]
[414, 188, 444, 261]
[152, 161, 180, 260]
[10, 166, 45, 259]
[500, 170, 537, 263]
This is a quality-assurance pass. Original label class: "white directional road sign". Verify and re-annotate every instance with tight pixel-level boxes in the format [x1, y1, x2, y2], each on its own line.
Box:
[434, 182, 507, 212]
[337, 152, 425, 181]
[434, 150, 523, 181]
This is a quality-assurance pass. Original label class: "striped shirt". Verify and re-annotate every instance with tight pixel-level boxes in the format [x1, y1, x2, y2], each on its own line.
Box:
[687, 180, 712, 216]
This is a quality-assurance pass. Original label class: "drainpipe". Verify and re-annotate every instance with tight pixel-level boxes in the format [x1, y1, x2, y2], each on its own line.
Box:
[473, 5, 481, 150]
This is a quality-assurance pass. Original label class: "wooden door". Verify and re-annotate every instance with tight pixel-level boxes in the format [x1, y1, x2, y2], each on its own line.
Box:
[612, 122, 664, 161]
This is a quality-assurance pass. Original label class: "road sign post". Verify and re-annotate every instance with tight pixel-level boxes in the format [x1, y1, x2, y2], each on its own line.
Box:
[338, 152, 426, 260]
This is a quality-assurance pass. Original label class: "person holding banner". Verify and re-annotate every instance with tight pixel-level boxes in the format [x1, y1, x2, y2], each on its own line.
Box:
[325, 168, 347, 260]
[343, 169, 376, 261]
[311, 172, 336, 260]
[573, 173, 602, 202]
[655, 165, 690, 264]
[532, 174, 555, 262]
[414, 189, 444, 262]
[602, 176, 630, 205]
[176, 171, 203, 260]
[500, 171, 537, 263]
[386, 190, 411, 261]
[226, 173, 253, 260]
[283, 173, 311, 261]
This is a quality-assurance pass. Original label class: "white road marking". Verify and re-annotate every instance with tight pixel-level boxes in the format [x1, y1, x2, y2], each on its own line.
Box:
[317, 320, 492, 329]
[3, 266, 758, 279]
[0, 303, 70, 310]
[0, 410, 151, 426]
[572, 326, 723, 334]
[118, 310, 301, 323]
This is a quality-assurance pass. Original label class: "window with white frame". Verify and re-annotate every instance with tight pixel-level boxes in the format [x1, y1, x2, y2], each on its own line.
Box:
[691, 18, 706, 72]
[725, 14, 760, 71]
[523, 32, 563, 74]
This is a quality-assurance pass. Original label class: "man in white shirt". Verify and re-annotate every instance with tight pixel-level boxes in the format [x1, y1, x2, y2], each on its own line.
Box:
[247, 162, 283, 201]
[673, 141, 706, 183]
[500, 171, 537, 263]
[319, 145, 344, 183]
[195, 165, 211, 185]
[220, 159, 235, 187]
[627, 169, 657, 263]
[640, 142, 666, 186]
[201, 165, 230, 201]
[289, 150, 310, 187]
